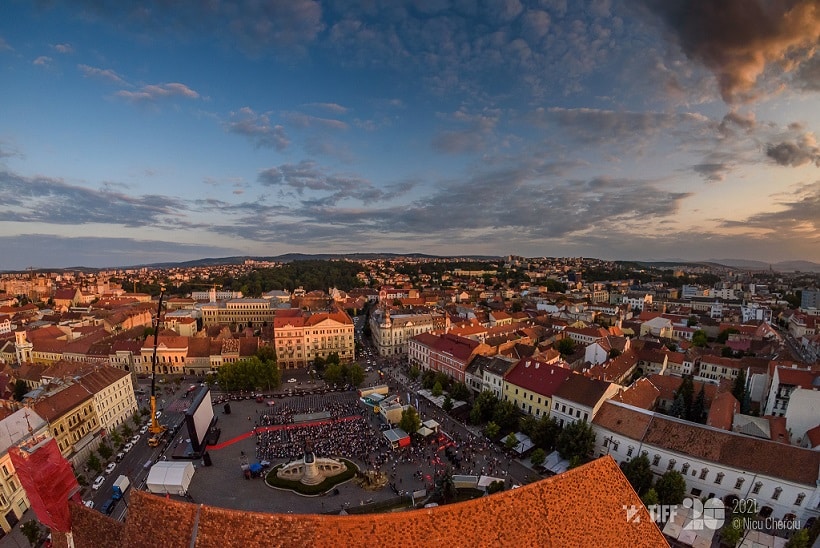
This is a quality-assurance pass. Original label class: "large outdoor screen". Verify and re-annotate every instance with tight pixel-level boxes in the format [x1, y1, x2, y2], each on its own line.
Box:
[185, 387, 214, 452]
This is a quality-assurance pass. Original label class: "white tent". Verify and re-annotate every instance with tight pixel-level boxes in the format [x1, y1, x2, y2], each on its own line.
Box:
[146, 461, 195, 496]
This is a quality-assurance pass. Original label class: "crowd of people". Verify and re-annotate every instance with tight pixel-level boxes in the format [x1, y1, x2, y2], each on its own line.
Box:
[255, 415, 389, 462]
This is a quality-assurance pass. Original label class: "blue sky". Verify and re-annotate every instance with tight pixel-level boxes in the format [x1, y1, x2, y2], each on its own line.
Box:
[0, 0, 818, 270]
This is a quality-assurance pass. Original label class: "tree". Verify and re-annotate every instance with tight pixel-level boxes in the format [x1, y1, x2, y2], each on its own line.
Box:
[132, 410, 143, 429]
[556, 337, 575, 356]
[670, 393, 686, 419]
[674, 375, 694, 420]
[691, 385, 706, 423]
[398, 407, 421, 434]
[421, 370, 436, 390]
[785, 529, 810, 548]
[483, 421, 500, 439]
[87, 453, 102, 473]
[720, 515, 744, 547]
[555, 420, 595, 462]
[442, 395, 453, 413]
[432, 381, 443, 397]
[323, 363, 343, 387]
[98, 444, 113, 460]
[641, 487, 659, 507]
[20, 520, 41, 547]
[732, 369, 747, 403]
[347, 363, 365, 387]
[504, 432, 518, 451]
[470, 391, 499, 425]
[110, 430, 123, 447]
[654, 470, 686, 505]
[449, 382, 470, 401]
[692, 330, 708, 347]
[620, 454, 653, 496]
[13, 380, 28, 401]
[408, 365, 421, 381]
[121, 424, 133, 439]
[530, 448, 547, 467]
[717, 328, 740, 344]
[491, 400, 519, 432]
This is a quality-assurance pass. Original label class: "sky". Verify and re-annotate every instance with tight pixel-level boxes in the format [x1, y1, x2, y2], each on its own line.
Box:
[0, 0, 819, 270]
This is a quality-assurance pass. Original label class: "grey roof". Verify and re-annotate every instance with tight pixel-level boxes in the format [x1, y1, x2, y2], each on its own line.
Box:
[0, 408, 47, 455]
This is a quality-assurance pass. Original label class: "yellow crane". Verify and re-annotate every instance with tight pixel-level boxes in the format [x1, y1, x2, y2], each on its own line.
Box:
[147, 286, 168, 447]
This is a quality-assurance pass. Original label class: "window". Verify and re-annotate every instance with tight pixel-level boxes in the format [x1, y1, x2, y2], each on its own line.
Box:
[667, 459, 676, 472]
[715, 473, 724, 485]
[700, 468, 708, 480]
[681, 463, 690, 475]
[752, 482, 762, 495]
[691, 488, 702, 497]
[627, 447, 634, 457]
[795, 493, 805, 506]
[772, 487, 782, 500]
[652, 455, 661, 466]
[734, 478, 744, 490]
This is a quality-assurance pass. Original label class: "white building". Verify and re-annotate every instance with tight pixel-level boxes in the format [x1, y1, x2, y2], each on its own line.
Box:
[593, 401, 820, 525]
[369, 307, 444, 357]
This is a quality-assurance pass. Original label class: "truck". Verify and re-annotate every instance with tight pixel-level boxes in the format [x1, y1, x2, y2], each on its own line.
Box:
[112, 475, 130, 500]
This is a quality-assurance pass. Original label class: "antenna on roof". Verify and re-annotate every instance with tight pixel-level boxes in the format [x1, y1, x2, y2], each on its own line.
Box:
[23, 409, 33, 438]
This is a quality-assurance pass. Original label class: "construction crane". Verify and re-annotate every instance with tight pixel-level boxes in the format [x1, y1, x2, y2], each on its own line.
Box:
[147, 286, 168, 447]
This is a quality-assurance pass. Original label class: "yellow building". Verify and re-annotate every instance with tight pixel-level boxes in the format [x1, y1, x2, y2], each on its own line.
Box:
[77, 366, 139, 432]
[0, 409, 50, 535]
[502, 358, 574, 419]
[273, 308, 354, 369]
[31, 383, 101, 466]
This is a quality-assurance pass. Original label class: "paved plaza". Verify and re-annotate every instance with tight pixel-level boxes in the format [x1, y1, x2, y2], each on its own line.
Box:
[181, 386, 534, 515]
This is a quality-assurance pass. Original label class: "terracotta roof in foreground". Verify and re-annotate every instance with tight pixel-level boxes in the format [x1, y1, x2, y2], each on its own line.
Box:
[65, 456, 665, 548]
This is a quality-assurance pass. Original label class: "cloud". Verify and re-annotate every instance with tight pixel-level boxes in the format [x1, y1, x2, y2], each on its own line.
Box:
[539, 107, 709, 145]
[282, 111, 348, 130]
[304, 102, 348, 114]
[766, 135, 820, 167]
[53, 43, 73, 54]
[71, 0, 324, 55]
[0, 37, 12, 52]
[224, 107, 290, 150]
[432, 107, 500, 154]
[692, 163, 731, 182]
[257, 160, 404, 205]
[115, 82, 200, 103]
[721, 182, 820, 237]
[33, 56, 53, 66]
[794, 52, 820, 91]
[0, 170, 188, 227]
[0, 234, 236, 270]
[78, 64, 128, 86]
[207, 156, 688, 249]
[639, 0, 820, 103]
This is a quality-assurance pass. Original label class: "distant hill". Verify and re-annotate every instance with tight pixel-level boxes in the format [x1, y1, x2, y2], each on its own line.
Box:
[706, 259, 820, 272]
[132, 252, 503, 270]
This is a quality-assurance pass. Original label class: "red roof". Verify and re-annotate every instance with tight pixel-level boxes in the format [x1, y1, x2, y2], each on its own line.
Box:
[65, 456, 665, 548]
[504, 358, 572, 397]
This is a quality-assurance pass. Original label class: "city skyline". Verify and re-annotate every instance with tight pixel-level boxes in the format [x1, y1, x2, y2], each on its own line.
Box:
[1, 1, 819, 270]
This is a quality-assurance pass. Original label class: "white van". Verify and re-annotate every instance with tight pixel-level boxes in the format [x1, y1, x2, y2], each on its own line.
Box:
[92, 475, 105, 490]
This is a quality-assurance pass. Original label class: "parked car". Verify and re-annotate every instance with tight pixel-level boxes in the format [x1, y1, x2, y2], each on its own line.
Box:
[140, 425, 149, 434]
[287, 378, 297, 383]
[130, 435, 141, 444]
[92, 475, 105, 490]
[83, 500, 94, 509]
[104, 463, 116, 475]
[123, 442, 133, 452]
[115, 452, 125, 462]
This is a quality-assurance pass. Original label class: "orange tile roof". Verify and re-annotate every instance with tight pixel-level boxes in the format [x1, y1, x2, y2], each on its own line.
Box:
[67, 456, 665, 547]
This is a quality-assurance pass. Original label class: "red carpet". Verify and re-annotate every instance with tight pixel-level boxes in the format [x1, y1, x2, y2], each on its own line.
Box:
[206, 415, 362, 450]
